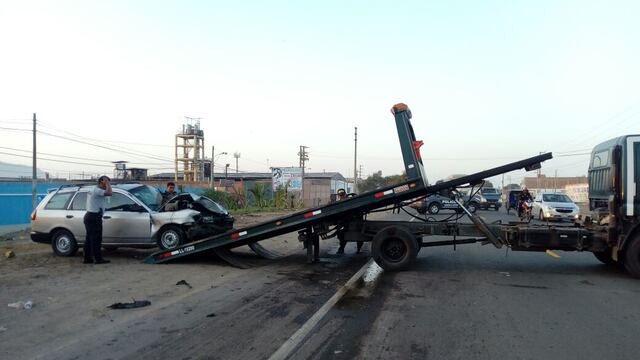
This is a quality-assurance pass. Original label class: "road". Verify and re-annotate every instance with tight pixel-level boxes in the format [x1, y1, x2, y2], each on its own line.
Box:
[292, 209, 640, 360]
[2, 209, 639, 360]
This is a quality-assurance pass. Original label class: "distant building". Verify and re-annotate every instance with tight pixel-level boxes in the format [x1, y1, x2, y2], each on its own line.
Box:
[565, 183, 589, 203]
[521, 175, 588, 194]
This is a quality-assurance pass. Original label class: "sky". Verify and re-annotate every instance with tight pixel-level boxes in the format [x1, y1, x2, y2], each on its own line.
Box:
[1, 0, 639, 186]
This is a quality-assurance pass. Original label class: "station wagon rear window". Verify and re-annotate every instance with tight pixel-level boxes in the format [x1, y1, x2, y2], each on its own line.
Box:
[591, 150, 609, 168]
[44, 192, 74, 210]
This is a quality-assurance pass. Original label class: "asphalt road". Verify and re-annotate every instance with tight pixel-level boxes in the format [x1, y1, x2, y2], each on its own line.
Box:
[3, 209, 639, 360]
[292, 209, 640, 360]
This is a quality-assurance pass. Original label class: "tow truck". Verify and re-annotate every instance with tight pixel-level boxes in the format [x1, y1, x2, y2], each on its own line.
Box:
[145, 104, 640, 278]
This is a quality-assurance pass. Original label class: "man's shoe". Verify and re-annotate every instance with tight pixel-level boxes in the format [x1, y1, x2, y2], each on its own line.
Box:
[94, 259, 111, 264]
[83, 259, 93, 264]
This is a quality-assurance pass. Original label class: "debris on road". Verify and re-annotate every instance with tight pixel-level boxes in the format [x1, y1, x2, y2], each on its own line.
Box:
[499, 272, 511, 277]
[176, 280, 193, 289]
[107, 300, 151, 310]
[206, 313, 216, 318]
[7, 300, 32, 310]
[4, 249, 15, 258]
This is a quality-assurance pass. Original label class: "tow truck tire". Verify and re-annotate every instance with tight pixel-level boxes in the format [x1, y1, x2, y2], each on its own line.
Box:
[372, 226, 418, 271]
[467, 202, 478, 214]
[427, 203, 440, 215]
[623, 234, 640, 278]
[593, 250, 616, 266]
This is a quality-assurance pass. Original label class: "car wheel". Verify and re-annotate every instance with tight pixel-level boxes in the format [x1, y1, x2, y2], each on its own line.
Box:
[428, 203, 440, 215]
[467, 202, 478, 214]
[157, 225, 186, 250]
[51, 229, 78, 257]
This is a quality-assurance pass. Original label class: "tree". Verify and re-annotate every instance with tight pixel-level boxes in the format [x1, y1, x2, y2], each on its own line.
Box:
[358, 171, 407, 193]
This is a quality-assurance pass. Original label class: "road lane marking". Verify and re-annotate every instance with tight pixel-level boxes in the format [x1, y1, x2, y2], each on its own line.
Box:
[268, 259, 383, 360]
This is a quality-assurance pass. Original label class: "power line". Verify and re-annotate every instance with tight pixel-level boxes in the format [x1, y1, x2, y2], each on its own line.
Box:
[38, 130, 173, 163]
[0, 126, 31, 132]
[38, 122, 173, 148]
[0, 151, 112, 167]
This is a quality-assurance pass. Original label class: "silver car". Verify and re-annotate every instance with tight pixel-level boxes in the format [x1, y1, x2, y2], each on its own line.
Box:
[532, 192, 580, 222]
[30, 183, 234, 256]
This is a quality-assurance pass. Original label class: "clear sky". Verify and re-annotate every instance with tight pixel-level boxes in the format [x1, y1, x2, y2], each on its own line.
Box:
[1, 0, 639, 186]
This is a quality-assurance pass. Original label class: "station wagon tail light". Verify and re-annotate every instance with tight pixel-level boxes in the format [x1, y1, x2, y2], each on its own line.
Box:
[31, 210, 37, 221]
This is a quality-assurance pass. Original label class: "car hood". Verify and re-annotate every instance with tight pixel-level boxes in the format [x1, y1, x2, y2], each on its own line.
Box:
[160, 192, 229, 215]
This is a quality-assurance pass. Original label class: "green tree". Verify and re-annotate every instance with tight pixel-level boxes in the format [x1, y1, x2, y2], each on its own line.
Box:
[358, 171, 407, 193]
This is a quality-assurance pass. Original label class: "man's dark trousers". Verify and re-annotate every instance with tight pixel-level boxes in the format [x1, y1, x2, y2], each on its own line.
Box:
[83, 211, 104, 262]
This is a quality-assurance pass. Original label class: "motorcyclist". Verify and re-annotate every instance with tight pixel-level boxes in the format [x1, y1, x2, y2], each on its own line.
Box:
[517, 187, 533, 217]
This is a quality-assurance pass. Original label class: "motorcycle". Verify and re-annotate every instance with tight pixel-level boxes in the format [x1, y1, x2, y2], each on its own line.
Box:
[519, 199, 534, 223]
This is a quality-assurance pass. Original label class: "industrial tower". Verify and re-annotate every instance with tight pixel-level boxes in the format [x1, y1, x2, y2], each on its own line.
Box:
[175, 117, 205, 182]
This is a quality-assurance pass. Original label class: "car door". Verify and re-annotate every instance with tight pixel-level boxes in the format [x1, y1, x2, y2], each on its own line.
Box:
[102, 192, 152, 244]
[66, 191, 89, 242]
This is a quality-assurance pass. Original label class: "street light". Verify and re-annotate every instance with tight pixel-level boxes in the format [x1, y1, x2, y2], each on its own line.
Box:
[211, 149, 227, 189]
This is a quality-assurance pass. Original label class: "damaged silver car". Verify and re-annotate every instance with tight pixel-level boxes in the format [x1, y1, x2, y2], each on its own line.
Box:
[30, 183, 234, 256]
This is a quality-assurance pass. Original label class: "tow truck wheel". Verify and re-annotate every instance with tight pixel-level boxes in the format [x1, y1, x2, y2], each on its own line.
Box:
[467, 202, 478, 214]
[623, 234, 640, 278]
[158, 225, 186, 250]
[593, 250, 616, 265]
[428, 203, 440, 215]
[372, 226, 418, 271]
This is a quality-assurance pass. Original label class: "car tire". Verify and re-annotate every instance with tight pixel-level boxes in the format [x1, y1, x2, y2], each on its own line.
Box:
[371, 225, 418, 271]
[427, 203, 440, 215]
[157, 225, 186, 250]
[51, 229, 78, 257]
[467, 202, 478, 214]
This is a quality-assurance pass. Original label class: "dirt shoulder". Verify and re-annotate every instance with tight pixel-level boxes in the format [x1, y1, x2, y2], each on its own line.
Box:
[0, 210, 368, 360]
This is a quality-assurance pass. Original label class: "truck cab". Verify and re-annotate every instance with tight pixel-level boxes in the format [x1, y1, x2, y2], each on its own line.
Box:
[588, 135, 640, 273]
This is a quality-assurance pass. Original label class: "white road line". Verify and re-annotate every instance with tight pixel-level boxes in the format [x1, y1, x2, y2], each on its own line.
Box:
[268, 259, 382, 360]
[409, 217, 416, 222]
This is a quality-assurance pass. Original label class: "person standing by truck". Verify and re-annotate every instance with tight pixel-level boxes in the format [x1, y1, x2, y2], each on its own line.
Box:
[83, 176, 112, 264]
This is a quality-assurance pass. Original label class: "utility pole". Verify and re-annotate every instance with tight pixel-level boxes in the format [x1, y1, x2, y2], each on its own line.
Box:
[32, 113, 37, 210]
[225, 163, 230, 180]
[353, 127, 358, 193]
[298, 145, 309, 206]
[234, 152, 241, 173]
[214, 145, 216, 189]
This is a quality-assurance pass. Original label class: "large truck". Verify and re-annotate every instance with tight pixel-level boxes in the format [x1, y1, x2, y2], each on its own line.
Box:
[586, 135, 640, 274]
[145, 104, 640, 278]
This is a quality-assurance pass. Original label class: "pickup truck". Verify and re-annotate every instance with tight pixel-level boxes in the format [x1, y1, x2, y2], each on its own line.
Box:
[477, 187, 502, 210]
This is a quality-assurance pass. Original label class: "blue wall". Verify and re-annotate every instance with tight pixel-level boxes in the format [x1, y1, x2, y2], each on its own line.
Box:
[0, 182, 67, 225]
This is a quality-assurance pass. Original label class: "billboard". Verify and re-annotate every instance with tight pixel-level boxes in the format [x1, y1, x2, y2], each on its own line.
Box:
[272, 167, 302, 191]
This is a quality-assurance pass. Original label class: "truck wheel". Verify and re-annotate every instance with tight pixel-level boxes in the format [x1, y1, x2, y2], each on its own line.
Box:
[157, 225, 186, 250]
[428, 203, 440, 215]
[593, 250, 617, 266]
[372, 226, 418, 271]
[51, 229, 78, 257]
[623, 234, 640, 278]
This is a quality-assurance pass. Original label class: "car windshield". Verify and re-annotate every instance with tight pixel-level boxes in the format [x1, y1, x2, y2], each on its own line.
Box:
[192, 194, 229, 214]
[481, 188, 498, 194]
[543, 194, 572, 203]
[128, 185, 163, 211]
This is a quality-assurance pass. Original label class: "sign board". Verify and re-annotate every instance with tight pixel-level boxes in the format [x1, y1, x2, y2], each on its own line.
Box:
[272, 167, 302, 191]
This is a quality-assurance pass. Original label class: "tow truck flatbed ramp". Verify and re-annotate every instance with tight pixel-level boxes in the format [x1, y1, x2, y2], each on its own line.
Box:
[145, 104, 551, 265]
